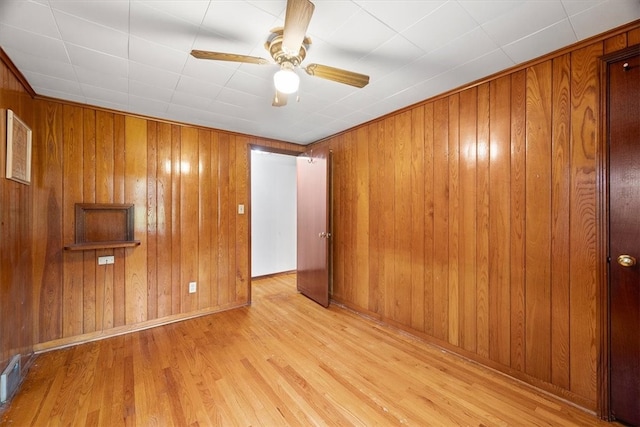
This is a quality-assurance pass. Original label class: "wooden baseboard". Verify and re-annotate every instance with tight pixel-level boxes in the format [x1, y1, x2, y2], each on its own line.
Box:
[330, 296, 596, 414]
[33, 301, 248, 353]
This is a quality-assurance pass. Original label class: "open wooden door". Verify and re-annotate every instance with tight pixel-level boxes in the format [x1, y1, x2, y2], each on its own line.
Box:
[296, 147, 330, 307]
[608, 48, 640, 425]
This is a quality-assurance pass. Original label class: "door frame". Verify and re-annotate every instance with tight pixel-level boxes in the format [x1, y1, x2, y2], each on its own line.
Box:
[596, 44, 640, 420]
[247, 144, 304, 303]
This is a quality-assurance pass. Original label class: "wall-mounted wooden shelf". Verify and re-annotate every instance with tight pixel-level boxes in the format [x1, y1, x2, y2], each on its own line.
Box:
[64, 203, 139, 251]
[65, 240, 141, 251]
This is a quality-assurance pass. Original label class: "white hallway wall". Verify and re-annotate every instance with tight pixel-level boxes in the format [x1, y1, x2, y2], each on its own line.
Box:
[251, 150, 297, 277]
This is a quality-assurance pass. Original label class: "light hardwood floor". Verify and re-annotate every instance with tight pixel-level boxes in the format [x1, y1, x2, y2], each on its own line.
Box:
[1, 274, 609, 426]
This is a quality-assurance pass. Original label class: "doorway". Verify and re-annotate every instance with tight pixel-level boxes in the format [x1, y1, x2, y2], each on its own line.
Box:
[250, 149, 298, 279]
[248, 145, 332, 308]
[601, 45, 640, 424]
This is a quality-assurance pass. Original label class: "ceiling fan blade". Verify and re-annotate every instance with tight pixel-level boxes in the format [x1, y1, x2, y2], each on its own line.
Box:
[272, 90, 288, 107]
[191, 50, 270, 65]
[282, 0, 315, 55]
[305, 64, 370, 88]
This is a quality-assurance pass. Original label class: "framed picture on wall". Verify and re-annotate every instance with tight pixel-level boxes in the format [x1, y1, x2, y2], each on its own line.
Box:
[5, 109, 32, 185]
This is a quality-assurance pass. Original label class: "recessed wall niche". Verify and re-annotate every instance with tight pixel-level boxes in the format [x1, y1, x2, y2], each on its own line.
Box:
[65, 203, 140, 250]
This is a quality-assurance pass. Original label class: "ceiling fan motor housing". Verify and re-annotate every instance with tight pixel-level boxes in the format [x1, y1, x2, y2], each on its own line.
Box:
[191, 0, 369, 106]
[266, 30, 310, 67]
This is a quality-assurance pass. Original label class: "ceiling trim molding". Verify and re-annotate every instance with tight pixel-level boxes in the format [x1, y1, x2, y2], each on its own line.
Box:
[309, 18, 640, 147]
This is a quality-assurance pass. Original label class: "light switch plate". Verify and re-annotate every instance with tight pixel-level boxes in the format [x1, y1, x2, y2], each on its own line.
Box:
[98, 255, 115, 265]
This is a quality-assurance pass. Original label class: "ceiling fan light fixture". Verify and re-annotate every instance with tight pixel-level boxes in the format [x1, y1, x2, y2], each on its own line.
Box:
[274, 67, 300, 94]
[192, 0, 370, 105]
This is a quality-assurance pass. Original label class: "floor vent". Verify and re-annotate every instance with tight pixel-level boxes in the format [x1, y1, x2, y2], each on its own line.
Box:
[1, 354, 21, 403]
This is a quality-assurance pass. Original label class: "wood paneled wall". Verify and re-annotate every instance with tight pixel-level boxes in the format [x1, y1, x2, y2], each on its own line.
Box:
[0, 52, 35, 373]
[1, 44, 304, 369]
[321, 25, 640, 409]
[30, 102, 304, 348]
[1, 21, 638, 415]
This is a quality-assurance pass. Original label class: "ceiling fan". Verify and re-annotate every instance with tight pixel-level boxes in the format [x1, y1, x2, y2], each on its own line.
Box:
[191, 0, 370, 107]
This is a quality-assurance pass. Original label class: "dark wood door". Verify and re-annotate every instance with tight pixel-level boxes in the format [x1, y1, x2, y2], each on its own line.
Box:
[296, 147, 330, 307]
[609, 50, 640, 426]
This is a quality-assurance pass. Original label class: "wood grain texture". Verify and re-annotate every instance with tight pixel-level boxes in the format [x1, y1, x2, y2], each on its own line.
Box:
[217, 133, 230, 306]
[447, 94, 460, 347]
[410, 106, 425, 332]
[226, 135, 237, 304]
[382, 116, 395, 321]
[569, 43, 601, 403]
[509, 70, 527, 375]
[34, 101, 64, 343]
[234, 137, 249, 303]
[432, 98, 449, 342]
[62, 104, 84, 337]
[113, 116, 126, 328]
[422, 103, 435, 337]
[459, 87, 477, 353]
[95, 112, 116, 331]
[476, 82, 490, 360]
[343, 131, 356, 306]
[318, 24, 640, 409]
[1, 275, 612, 427]
[180, 126, 198, 314]
[156, 123, 173, 318]
[95, 111, 115, 203]
[524, 61, 553, 383]
[355, 126, 370, 310]
[330, 134, 344, 301]
[341, 134, 351, 300]
[124, 117, 148, 325]
[604, 34, 628, 54]
[81, 109, 97, 333]
[488, 76, 511, 366]
[367, 121, 383, 315]
[147, 122, 158, 321]
[208, 131, 220, 308]
[629, 27, 640, 45]
[21, 99, 303, 351]
[170, 124, 182, 315]
[0, 54, 35, 370]
[197, 129, 212, 310]
[551, 53, 572, 390]
[393, 110, 412, 325]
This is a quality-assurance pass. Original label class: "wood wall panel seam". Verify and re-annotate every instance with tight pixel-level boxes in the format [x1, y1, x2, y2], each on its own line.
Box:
[315, 23, 640, 411]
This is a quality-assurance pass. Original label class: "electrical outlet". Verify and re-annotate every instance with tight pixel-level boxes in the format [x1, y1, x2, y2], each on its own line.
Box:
[98, 256, 115, 265]
[238, 204, 245, 214]
[189, 281, 197, 293]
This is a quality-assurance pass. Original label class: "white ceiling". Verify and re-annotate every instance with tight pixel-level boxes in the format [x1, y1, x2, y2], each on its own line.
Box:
[1, 1, 638, 145]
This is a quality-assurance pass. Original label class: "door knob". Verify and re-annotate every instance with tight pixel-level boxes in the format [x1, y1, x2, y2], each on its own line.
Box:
[318, 232, 331, 239]
[617, 254, 637, 267]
